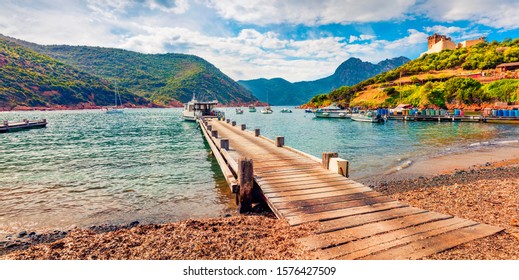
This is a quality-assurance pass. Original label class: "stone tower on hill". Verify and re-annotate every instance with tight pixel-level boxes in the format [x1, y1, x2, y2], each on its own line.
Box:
[421, 33, 486, 56]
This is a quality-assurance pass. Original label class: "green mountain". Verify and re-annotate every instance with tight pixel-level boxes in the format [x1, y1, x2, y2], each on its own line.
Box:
[308, 38, 519, 109]
[0, 35, 147, 109]
[9, 36, 256, 105]
[238, 57, 409, 105]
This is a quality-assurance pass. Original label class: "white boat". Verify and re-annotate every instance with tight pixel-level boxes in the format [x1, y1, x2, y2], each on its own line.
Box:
[261, 106, 273, 114]
[280, 108, 292, 113]
[103, 82, 124, 114]
[236, 108, 244, 114]
[351, 110, 385, 123]
[314, 105, 350, 118]
[248, 104, 257, 112]
[182, 94, 219, 122]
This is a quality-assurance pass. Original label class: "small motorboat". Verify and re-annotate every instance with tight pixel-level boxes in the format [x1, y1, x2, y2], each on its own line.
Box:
[248, 104, 256, 112]
[261, 106, 273, 114]
[351, 110, 385, 123]
[236, 108, 244, 114]
[280, 108, 292, 113]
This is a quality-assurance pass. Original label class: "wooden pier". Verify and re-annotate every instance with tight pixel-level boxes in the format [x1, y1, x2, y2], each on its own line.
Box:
[199, 117, 502, 260]
[388, 115, 481, 122]
[0, 119, 47, 133]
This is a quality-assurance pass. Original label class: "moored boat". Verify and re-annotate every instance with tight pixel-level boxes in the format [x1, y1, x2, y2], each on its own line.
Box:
[351, 110, 385, 123]
[261, 106, 273, 114]
[182, 94, 219, 122]
[236, 108, 244, 114]
[314, 105, 350, 118]
[280, 108, 292, 113]
[248, 104, 257, 112]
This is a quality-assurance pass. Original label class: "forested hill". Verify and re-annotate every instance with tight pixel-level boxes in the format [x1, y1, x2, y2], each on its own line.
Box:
[308, 38, 519, 109]
[0, 35, 147, 110]
[238, 57, 409, 105]
[11, 37, 256, 105]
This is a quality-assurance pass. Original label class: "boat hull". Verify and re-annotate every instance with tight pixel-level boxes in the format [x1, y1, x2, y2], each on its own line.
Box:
[351, 115, 384, 123]
[314, 111, 350, 118]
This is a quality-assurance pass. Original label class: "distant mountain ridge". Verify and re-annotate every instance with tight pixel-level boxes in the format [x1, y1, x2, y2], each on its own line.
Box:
[238, 56, 410, 105]
[1, 34, 257, 108]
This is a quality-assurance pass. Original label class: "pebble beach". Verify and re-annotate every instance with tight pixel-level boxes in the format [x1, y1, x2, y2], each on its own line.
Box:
[2, 147, 519, 260]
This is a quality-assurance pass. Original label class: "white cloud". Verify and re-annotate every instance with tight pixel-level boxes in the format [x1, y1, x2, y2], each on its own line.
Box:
[206, 0, 416, 25]
[425, 25, 466, 35]
[418, 0, 519, 30]
[145, 0, 190, 14]
[118, 26, 426, 82]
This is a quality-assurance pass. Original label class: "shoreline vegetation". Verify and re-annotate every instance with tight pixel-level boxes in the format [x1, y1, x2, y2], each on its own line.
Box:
[0, 102, 269, 112]
[2, 144, 519, 260]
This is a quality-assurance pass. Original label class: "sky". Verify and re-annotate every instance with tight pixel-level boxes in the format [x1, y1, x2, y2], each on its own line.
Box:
[1, 0, 519, 82]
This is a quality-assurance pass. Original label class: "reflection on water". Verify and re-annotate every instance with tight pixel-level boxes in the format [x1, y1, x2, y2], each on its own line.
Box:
[1, 107, 519, 234]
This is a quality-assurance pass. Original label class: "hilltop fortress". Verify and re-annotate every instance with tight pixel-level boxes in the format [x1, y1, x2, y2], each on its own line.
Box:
[421, 33, 486, 56]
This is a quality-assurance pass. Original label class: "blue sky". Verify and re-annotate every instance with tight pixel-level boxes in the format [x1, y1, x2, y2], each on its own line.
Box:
[1, 0, 519, 82]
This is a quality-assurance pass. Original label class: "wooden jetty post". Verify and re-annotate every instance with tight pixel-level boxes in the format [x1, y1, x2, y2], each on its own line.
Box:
[241, 124, 246, 131]
[232, 121, 236, 126]
[322, 152, 338, 169]
[226, 119, 230, 124]
[275, 136, 284, 147]
[238, 157, 254, 213]
[220, 138, 229, 150]
[254, 128, 260, 137]
[207, 125, 212, 131]
[211, 130, 218, 138]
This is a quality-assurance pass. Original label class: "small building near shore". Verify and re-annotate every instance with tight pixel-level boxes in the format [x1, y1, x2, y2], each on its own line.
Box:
[496, 62, 519, 73]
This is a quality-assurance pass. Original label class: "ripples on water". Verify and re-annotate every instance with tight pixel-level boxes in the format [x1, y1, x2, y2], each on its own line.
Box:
[1, 107, 519, 235]
[0, 109, 233, 235]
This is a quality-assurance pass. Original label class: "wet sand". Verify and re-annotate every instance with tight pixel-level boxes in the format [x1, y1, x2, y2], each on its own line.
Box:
[2, 144, 519, 260]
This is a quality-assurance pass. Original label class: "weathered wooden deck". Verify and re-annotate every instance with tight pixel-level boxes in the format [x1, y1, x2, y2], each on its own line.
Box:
[0, 119, 47, 133]
[199, 117, 503, 260]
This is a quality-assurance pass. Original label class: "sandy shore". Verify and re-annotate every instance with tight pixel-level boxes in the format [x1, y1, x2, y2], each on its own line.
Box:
[2, 144, 519, 260]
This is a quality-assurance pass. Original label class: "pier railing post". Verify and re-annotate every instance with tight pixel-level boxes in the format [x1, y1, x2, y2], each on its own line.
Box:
[275, 136, 284, 147]
[207, 125, 212, 131]
[238, 157, 254, 213]
[254, 128, 260, 137]
[226, 119, 230, 124]
[211, 130, 218, 138]
[322, 152, 338, 169]
[220, 139, 229, 150]
[232, 121, 236, 126]
[241, 124, 246, 130]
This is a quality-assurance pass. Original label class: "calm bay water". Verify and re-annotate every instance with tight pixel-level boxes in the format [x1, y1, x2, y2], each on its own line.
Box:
[1, 107, 519, 235]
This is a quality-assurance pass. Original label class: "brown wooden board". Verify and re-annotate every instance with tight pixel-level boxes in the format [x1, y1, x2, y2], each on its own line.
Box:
[260, 181, 365, 195]
[359, 223, 503, 260]
[324, 218, 475, 260]
[287, 201, 406, 225]
[281, 196, 395, 216]
[268, 186, 373, 204]
[298, 211, 452, 250]
[317, 207, 428, 233]
[274, 191, 385, 210]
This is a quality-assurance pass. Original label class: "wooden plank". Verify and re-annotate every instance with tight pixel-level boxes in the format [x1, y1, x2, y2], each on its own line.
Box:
[336, 218, 477, 260]
[317, 206, 428, 233]
[325, 218, 476, 260]
[256, 173, 346, 184]
[260, 180, 363, 192]
[268, 186, 373, 204]
[258, 177, 354, 188]
[255, 169, 328, 178]
[274, 191, 384, 210]
[260, 181, 365, 194]
[287, 201, 406, 226]
[359, 223, 503, 260]
[281, 196, 394, 216]
[262, 183, 366, 198]
[298, 211, 452, 250]
[256, 171, 341, 182]
[253, 167, 324, 175]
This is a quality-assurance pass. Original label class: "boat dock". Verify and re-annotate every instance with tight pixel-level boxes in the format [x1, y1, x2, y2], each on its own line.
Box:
[0, 119, 47, 133]
[388, 115, 481, 122]
[198, 117, 502, 260]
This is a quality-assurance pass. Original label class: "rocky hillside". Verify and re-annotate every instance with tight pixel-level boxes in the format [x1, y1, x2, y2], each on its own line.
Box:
[238, 57, 409, 105]
[307, 38, 519, 109]
[1, 34, 257, 107]
[0, 36, 147, 110]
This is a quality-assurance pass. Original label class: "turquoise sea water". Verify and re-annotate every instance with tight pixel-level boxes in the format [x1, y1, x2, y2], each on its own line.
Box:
[1, 107, 519, 235]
